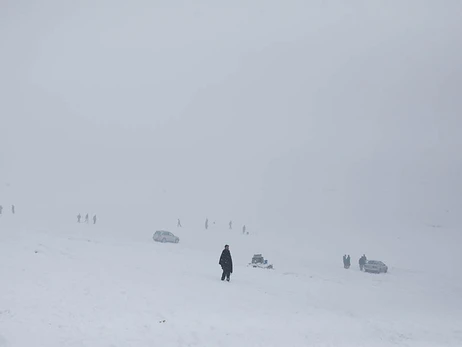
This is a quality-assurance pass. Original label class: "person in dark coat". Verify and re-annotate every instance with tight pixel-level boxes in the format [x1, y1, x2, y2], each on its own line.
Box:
[77, 214, 81, 223]
[343, 255, 347, 268]
[359, 254, 367, 271]
[346, 255, 351, 269]
[219, 245, 233, 281]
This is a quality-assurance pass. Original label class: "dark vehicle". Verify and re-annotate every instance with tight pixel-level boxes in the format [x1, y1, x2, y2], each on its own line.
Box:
[249, 254, 273, 269]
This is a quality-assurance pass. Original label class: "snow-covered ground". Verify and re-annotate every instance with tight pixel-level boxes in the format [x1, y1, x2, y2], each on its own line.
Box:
[2, 1, 462, 346]
[1, 212, 461, 347]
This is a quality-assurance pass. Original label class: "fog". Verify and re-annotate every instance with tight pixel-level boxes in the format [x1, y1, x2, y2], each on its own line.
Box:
[1, 0, 461, 231]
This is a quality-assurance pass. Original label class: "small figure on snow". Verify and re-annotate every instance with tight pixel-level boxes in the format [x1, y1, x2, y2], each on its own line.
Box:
[242, 225, 246, 234]
[93, 215, 97, 225]
[229, 220, 232, 230]
[343, 255, 347, 268]
[219, 244, 233, 282]
[205, 218, 209, 230]
[359, 254, 367, 271]
[11, 205, 15, 214]
[85, 213, 89, 224]
[177, 218, 182, 228]
[0, 205, 3, 215]
[77, 214, 81, 223]
[346, 255, 351, 269]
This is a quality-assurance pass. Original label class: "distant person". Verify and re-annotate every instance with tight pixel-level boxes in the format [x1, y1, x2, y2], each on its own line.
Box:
[11, 205, 15, 214]
[0, 205, 2, 215]
[177, 218, 182, 228]
[205, 218, 209, 230]
[85, 214, 89, 224]
[343, 255, 347, 269]
[219, 244, 233, 282]
[229, 220, 232, 230]
[359, 254, 367, 271]
[242, 225, 246, 234]
[346, 255, 351, 269]
[93, 215, 97, 225]
[77, 214, 81, 223]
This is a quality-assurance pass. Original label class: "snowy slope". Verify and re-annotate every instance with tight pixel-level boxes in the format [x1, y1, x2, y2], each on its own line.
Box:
[1, 213, 461, 347]
[1, 1, 462, 346]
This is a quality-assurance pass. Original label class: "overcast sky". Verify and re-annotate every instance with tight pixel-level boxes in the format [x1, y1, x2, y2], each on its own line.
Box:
[1, 0, 461, 230]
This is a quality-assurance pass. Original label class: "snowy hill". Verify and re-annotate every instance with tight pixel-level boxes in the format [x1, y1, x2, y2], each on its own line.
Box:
[1, 213, 461, 346]
[1, 1, 462, 346]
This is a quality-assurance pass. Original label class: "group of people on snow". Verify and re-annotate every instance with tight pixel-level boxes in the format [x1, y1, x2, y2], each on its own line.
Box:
[0, 205, 15, 215]
[77, 213, 97, 224]
[343, 254, 368, 270]
[177, 218, 248, 235]
[343, 254, 351, 269]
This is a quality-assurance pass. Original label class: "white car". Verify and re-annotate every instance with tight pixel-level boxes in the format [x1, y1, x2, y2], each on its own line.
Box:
[153, 230, 179, 243]
[364, 260, 388, 274]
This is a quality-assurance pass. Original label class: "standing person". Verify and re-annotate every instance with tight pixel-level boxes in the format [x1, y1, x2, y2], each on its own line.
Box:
[85, 214, 89, 224]
[229, 220, 232, 230]
[93, 215, 97, 225]
[361, 254, 368, 271]
[219, 244, 233, 282]
[343, 255, 347, 269]
[177, 218, 182, 227]
[359, 255, 365, 271]
[242, 225, 246, 234]
[77, 214, 81, 223]
[11, 205, 15, 214]
[346, 255, 351, 269]
[0, 205, 3, 215]
[205, 218, 209, 230]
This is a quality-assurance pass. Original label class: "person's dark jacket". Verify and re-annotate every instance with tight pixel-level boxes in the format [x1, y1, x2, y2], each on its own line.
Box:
[219, 249, 233, 273]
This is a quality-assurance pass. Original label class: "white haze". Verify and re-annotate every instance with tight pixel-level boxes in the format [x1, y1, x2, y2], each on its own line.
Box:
[1, 1, 461, 231]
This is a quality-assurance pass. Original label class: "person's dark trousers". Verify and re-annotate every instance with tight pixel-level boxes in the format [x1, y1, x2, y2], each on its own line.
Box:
[221, 270, 231, 281]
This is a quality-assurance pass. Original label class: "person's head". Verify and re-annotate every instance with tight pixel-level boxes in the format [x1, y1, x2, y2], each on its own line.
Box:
[225, 245, 229, 250]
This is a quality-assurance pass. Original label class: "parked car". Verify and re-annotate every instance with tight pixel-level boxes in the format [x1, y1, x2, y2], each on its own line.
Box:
[153, 230, 179, 243]
[248, 254, 274, 269]
[364, 260, 388, 274]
